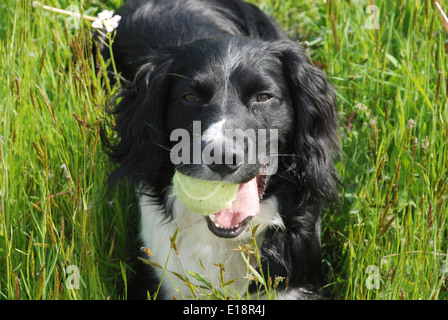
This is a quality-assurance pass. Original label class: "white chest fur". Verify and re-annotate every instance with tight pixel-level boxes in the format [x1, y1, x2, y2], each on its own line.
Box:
[138, 192, 283, 299]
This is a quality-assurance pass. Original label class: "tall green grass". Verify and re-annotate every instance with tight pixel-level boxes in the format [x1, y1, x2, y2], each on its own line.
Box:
[316, 0, 448, 299]
[1, 0, 136, 299]
[1, 0, 447, 300]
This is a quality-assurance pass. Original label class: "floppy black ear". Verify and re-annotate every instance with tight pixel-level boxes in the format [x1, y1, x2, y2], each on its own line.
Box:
[276, 41, 340, 204]
[101, 51, 179, 189]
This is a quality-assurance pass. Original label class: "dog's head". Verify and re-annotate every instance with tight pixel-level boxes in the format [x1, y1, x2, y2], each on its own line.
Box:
[104, 38, 339, 237]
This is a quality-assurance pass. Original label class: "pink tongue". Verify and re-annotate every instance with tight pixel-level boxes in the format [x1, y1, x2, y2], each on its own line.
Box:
[213, 177, 259, 228]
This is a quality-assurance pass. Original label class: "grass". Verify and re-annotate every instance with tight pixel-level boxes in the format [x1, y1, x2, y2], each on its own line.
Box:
[1, 0, 447, 300]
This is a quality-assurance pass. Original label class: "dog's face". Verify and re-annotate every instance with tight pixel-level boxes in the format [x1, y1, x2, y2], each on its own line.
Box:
[108, 38, 338, 238]
[162, 39, 297, 238]
[164, 39, 295, 184]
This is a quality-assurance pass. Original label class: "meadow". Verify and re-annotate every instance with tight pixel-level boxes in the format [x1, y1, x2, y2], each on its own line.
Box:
[0, 0, 447, 300]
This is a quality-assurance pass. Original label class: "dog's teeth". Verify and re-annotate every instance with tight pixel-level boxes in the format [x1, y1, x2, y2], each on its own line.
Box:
[214, 222, 240, 230]
[210, 215, 241, 230]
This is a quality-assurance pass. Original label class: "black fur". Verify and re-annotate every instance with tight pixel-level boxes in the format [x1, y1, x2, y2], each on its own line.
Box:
[101, 0, 339, 299]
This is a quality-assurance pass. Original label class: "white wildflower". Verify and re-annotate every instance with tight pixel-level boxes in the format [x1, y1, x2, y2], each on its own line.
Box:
[98, 10, 114, 21]
[104, 15, 121, 32]
[91, 19, 103, 29]
[407, 118, 416, 129]
[92, 10, 121, 32]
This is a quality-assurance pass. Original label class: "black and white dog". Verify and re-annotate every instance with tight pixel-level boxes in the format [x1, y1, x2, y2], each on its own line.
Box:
[101, 0, 339, 299]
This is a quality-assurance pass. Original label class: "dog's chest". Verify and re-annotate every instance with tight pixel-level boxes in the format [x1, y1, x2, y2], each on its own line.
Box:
[138, 194, 253, 299]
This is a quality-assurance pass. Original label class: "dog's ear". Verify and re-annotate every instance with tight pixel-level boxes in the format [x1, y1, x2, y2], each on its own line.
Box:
[102, 50, 180, 188]
[276, 41, 339, 204]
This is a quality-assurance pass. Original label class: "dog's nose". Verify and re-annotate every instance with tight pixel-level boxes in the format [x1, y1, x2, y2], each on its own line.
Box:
[206, 151, 242, 176]
[207, 163, 241, 176]
[207, 162, 241, 175]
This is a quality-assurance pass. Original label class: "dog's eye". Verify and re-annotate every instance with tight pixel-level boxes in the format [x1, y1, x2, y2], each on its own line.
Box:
[255, 94, 272, 103]
[183, 94, 199, 102]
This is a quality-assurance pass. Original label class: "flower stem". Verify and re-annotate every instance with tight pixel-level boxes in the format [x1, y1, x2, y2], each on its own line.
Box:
[32, 1, 96, 21]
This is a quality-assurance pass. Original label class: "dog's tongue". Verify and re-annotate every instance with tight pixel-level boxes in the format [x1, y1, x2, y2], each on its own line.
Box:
[213, 177, 259, 228]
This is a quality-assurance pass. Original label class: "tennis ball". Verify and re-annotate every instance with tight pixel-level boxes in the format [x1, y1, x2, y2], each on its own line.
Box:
[172, 171, 239, 215]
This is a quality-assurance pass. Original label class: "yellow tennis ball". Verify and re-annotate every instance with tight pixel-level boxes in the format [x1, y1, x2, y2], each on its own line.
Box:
[172, 171, 239, 215]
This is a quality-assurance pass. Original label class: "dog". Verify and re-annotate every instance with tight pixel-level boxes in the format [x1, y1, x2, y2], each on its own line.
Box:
[100, 0, 339, 299]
